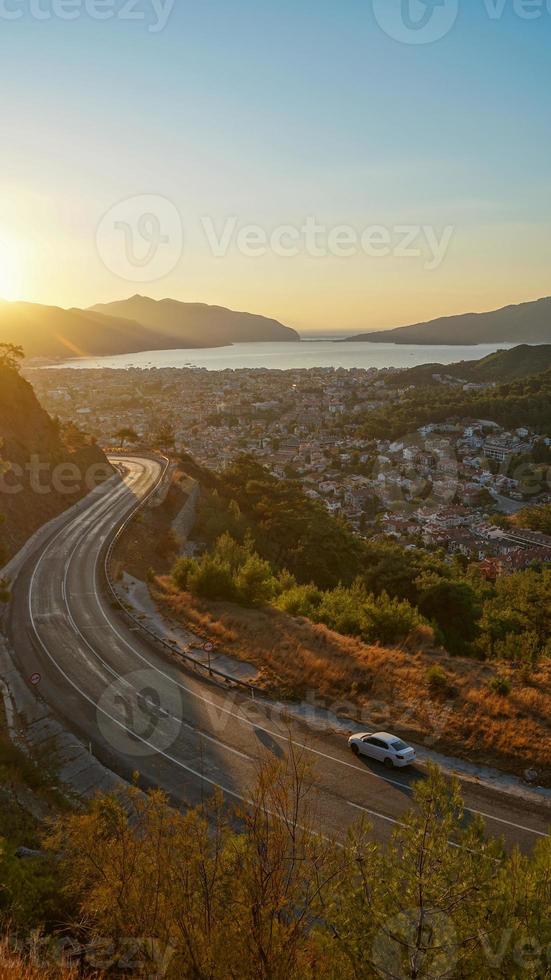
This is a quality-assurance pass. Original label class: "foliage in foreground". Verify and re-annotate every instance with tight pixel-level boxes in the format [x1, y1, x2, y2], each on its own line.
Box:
[38, 759, 551, 979]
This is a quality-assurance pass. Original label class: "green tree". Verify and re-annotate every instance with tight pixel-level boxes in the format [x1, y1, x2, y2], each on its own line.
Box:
[187, 554, 236, 601]
[234, 553, 276, 607]
[171, 555, 196, 590]
[114, 426, 139, 448]
[513, 502, 551, 535]
[0, 343, 24, 370]
[360, 590, 428, 646]
[478, 567, 551, 662]
[416, 572, 481, 655]
[317, 583, 365, 637]
[328, 765, 503, 979]
[275, 583, 323, 617]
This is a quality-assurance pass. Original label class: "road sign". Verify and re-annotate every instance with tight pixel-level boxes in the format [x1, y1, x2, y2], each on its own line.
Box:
[204, 643, 214, 653]
[30, 673, 41, 686]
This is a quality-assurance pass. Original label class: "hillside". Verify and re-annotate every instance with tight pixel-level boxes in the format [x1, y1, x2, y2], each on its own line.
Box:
[388, 343, 551, 387]
[345, 295, 551, 345]
[0, 355, 113, 562]
[0, 296, 298, 360]
[89, 295, 299, 347]
[467, 343, 551, 380]
[0, 300, 160, 360]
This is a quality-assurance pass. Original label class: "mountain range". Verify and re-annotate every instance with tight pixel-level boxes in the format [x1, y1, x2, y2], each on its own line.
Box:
[344, 296, 551, 346]
[0, 295, 299, 360]
[2, 292, 551, 359]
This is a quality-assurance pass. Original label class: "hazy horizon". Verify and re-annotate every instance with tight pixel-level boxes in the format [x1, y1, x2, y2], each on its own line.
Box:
[3, 290, 550, 341]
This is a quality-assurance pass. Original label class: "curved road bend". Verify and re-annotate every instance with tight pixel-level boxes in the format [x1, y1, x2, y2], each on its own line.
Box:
[8, 456, 551, 851]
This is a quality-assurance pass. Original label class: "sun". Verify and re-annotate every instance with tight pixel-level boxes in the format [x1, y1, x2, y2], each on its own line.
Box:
[0, 237, 23, 301]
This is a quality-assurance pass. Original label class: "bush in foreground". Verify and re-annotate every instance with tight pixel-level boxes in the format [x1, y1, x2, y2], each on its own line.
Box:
[42, 758, 551, 980]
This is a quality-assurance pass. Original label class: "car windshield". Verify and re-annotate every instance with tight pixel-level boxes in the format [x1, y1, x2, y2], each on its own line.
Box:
[390, 739, 408, 752]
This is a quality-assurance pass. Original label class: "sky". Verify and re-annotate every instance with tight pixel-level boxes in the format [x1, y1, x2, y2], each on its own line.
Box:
[0, 0, 550, 334]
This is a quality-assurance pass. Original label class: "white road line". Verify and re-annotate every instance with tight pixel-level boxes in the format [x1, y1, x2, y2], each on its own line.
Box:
[348, 801, 401, 826]
[347, 802, 502, 859]
[458, 806, 548, 838]
[31, 462, 254, 768]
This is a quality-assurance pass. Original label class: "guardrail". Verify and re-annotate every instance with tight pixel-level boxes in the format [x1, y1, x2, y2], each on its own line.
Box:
[103, 453, 264, 700]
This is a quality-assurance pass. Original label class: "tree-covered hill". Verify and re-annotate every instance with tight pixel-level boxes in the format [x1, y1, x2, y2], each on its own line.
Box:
[363, 367, 551, 440]
[388, 344, 551, 388]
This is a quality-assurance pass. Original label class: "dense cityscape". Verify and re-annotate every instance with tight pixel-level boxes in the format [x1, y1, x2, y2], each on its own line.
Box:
[29, 363, 551, 577]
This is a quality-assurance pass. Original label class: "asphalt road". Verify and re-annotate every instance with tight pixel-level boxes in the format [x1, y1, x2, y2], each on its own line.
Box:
[8, 456, 551, 852]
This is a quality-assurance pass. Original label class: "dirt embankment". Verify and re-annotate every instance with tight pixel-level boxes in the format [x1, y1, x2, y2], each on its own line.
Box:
[152, 577, 551, 782]
[110, 469, 191, 582]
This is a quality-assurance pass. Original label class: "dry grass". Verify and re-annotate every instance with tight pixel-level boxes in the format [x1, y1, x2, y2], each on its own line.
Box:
[153, 577, 551, 781]
[0, 939, 83, 979]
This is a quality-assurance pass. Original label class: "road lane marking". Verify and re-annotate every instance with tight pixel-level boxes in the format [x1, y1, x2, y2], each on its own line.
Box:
[348, 801, 401, 826]
[29, 465, 254, 769]
[347, 802, 503, 859]
[457, 806, 548, 838]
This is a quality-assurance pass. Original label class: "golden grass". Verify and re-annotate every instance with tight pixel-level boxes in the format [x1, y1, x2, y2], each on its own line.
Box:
[153, 577, 551, 780]
[0, 939, 82, 979]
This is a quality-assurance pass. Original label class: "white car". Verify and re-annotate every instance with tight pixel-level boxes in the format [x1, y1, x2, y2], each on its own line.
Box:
[348, 731, 416, 768]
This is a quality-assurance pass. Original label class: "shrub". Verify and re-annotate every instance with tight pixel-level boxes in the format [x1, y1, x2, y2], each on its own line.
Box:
[187, 556, 236, 601]
[276, 584, 323, 618]
[172, 556, 196, 590]
[234, 554, 277, 607]
[426, 665, 455, 698]
[213, 531, 251, 571]
[489, 675, 512, 697]
[360, 592, 427, 646]
[317, 585, 364, 637]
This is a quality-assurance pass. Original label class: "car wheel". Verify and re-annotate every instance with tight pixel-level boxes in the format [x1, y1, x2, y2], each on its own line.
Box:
[351, 744, 360, 756]
[384, 757, 394, 769]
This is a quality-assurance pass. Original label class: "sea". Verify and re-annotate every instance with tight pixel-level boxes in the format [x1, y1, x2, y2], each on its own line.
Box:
[52, 339, 515, 373]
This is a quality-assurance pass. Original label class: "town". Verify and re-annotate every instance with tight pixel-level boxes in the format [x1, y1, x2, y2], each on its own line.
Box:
[28, 363, 551, 577]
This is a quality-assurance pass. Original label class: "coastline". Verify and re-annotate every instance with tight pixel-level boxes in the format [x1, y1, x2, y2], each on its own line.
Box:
[32, 339, 519, 373]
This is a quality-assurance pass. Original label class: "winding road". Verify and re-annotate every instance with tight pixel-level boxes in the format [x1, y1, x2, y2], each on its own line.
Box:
[8, 455, 551, 851]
